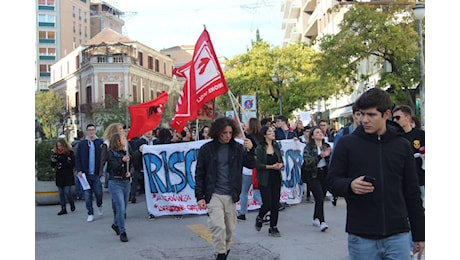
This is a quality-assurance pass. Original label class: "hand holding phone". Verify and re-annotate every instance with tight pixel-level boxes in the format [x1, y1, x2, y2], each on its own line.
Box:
[363, 175, 376, 185]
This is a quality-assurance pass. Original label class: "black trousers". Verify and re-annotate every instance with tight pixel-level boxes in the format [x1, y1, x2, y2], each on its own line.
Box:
[258, 173, 282, 228]
[305, 167, 328, 222]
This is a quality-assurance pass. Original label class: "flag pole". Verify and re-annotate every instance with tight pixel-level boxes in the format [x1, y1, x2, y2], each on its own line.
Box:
[227, 90, 245, 139]
[195, 118, 199, 140]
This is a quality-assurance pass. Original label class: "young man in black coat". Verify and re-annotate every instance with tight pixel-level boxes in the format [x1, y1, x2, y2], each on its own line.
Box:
[195, 117, 255, 260]
[327, 88, 425, 259]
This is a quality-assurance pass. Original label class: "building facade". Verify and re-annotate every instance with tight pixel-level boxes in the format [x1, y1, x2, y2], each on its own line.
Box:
[48, 28, 175, 138]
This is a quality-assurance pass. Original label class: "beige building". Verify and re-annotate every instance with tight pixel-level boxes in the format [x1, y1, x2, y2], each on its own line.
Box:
[49, 28, 175, 137]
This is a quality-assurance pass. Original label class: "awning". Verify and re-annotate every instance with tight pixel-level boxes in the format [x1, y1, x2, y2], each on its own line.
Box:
[329, 105, 353, 119]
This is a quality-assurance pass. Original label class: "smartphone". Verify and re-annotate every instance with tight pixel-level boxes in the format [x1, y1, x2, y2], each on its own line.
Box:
[363, 175, 376, 185]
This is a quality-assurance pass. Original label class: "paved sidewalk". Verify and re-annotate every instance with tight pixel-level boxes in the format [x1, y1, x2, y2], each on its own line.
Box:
[36, 191, 351, 260]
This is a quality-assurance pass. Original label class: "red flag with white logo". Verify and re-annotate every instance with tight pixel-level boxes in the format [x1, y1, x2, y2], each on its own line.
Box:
[170, 28, 229, 133]
[170, 62, 197, 133]
[127, 91, 168, 140]
[191, 28, 229, 109]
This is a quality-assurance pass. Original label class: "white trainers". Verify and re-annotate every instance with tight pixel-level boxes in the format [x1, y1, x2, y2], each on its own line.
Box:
[87, 215, 94, 222]
[97, 206, 103, 216]
[320, 222, 328, 232]
[312, 218, 320, 227]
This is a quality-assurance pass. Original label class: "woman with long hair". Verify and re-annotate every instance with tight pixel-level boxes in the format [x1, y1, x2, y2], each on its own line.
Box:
[107, 133, 132, 242]
[254, 126, 284, 237]
[302, 126, 331, 232]
[50, 138, 76, 215]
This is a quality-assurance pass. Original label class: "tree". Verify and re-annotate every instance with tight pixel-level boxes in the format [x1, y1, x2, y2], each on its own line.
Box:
[35, 91, 65, 139]
[223, 40, 318, 118]
[314, 2, 421, 109]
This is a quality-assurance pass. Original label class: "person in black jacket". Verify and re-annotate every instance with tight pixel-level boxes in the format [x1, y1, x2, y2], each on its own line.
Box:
[195, 117, 255, 260]
[327, 88, 425, 259]
[50, 138, 76, 215]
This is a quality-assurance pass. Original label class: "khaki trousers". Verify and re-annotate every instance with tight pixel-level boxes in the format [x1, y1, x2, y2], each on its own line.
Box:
[207, 193, 237, 254]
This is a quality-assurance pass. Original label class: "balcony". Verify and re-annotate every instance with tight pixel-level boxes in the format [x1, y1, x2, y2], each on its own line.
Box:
[79, 102, 104, 113]
[81, 55, 133, 66]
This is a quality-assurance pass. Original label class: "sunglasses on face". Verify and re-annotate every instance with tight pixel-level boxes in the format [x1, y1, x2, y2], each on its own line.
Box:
[393, 116, 401, 121]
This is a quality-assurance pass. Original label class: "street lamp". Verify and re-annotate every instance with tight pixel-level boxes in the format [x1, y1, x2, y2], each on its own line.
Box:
[413, 1, 425, 129]
[272, 74, 283, 115]
[272, 73, 294, 115]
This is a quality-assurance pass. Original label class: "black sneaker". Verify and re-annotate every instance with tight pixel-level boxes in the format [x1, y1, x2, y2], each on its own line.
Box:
[332, 196, 338, 206]
[111, 224, 120, 235]
[120, 232, 128, 242]
[262, 214, 271, 225]
[149, 214, 156, 220]
[255, 216, 263, 231]
[269, 227, 281, 237]
[237, 214, 246, 221]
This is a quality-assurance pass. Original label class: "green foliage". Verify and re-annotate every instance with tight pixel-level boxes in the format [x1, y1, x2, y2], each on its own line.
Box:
[35, 91, 65, 139]
[223, 40, 319, 118]
[315, 2, 422, 109]
[35, 140, 56, 181]
[94, 96, 131, 131]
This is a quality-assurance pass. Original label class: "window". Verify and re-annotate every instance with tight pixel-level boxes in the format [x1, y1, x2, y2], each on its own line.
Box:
[84, 12, 87, 22]
[39, 64, 51, 73]
[38, 14, 55, 23]
[39, 31, 55, 40]
[73, 21, 76, 33]
[79, 24, 81, 35]
[39, 47, 55, 55]
[79, 9, 81, 20]
[163, 62, 166, 74]
[75, 55, 80, 69]
[38, 0, 54, 6]
[132, 85, 137, 103]
[148, 56, 153, 70]
[86, 86, 92, 104]
[104, 84, 119, 108]
[75, 92, 79, 113]
[150, 90, 154, 100]
[155, 59, 159, 72]
[138, 52, 143, 66]
[73, 6, 75, 17]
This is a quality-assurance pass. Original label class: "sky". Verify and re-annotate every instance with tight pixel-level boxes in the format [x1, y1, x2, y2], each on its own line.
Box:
[114, 0, 285, 59]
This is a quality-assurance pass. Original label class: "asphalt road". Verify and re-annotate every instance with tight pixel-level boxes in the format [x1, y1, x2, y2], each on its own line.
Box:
[35, 190, 352, 260]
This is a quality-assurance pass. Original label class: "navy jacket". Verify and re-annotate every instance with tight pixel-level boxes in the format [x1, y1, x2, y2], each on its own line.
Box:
[195, 138, 255, 204]
[75, 138, 103, 176]
[327, 122, 425, 241]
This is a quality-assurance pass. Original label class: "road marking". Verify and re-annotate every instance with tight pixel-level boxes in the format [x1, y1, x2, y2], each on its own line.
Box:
[187, 224, 213, 244]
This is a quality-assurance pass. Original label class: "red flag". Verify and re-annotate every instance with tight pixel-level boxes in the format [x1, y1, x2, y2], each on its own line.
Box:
[170, 62, 197, 133]
[191, 28, 229, 109]
[170, 28, 229, 133]
[127, 91, 168, 140]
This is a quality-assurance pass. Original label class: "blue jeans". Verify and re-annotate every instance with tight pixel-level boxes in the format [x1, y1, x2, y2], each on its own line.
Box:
[108, 179, 131, 234]
[348, 232, 410, 260]
[58, 186, 73, 207]
[239, 174, 253, 214]
[252, 189, 262, 205]
[84, 174, 103, 215]
[74, 173, 83, 199]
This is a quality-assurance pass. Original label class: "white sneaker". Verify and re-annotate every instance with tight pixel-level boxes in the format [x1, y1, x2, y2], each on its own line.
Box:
[320, 222, 328, 232]
[87, 215, 94, 222]
[312, 218, 320, 227]
[97, 206, 103, 216]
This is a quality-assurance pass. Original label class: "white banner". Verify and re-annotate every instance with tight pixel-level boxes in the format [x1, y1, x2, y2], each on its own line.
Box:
[142, 139, 306, 216]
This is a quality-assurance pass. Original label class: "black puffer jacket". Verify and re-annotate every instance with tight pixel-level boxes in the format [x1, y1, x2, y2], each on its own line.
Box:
[195, 139, 255, 203]
[327, 121, 425, 242]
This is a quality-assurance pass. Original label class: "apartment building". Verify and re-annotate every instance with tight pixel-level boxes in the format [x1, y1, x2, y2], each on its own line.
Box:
[36, 0, 124, 91]
[280, 0, 379, 129]
[48, 27, 175, 138]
